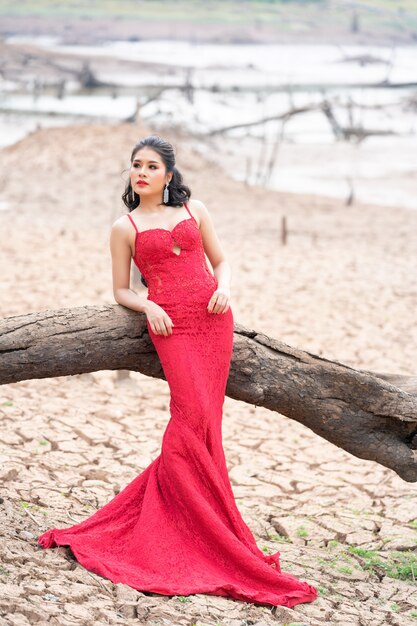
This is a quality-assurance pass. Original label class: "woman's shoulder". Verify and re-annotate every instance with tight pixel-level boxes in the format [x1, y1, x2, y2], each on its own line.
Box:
[187, 198, 209, 217]
[187, 198, 206, 208]
[112, 212, 134, 227]
[110, 213, 134, 237]
[187, 199, 209, 229]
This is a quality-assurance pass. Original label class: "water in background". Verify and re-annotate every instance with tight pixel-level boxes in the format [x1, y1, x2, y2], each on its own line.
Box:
[2, 37, 417, 209]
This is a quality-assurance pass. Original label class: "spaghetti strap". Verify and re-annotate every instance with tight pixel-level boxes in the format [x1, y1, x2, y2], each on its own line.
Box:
[184, 201, 196, 223]
[127, 213, 139, 233]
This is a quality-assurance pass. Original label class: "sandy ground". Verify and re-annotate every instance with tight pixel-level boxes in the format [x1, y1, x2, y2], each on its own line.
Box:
[1, 120, 417, 626]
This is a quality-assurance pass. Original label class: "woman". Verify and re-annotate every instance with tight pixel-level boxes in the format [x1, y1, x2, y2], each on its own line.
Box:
[38, 135, 318, 609]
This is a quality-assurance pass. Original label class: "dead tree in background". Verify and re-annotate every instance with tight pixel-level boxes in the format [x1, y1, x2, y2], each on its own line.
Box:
[210, 101, 399, 144]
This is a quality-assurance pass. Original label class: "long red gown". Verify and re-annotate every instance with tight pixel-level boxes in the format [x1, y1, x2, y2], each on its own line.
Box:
[38, 201, 318, 608]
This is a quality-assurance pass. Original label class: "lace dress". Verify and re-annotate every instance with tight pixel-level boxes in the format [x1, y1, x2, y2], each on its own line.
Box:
[38, 201, 318, 608]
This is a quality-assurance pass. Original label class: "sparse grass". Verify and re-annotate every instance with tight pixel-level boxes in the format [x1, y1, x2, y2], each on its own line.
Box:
[391, 602, 400, 612]
[0, 566, 10, 576]
[0, 0, 312, 22]
[0, 0, 415, 34]
[2, 400, 13, 406]
[318, 545, 417, 580]
[296, 525, 309, 538]
[348, 507, 372, 516]
[174, 595, 191, 603]
[348, 546, 417, 582]
[323, 553, 359, 573]
[19, 500, 48, 516]
[269, 533, 292, 543]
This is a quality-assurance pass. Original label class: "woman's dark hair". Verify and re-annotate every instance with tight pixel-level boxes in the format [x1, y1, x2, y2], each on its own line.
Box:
[122, 135, 191, 212]
[122, 135, 192, 287]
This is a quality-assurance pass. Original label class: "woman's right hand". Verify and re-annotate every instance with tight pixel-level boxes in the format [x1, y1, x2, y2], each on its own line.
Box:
[145, 302, 175, 336]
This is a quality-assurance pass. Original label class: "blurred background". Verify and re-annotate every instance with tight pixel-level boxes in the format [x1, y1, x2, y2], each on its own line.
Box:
[1, 0, 417, 208]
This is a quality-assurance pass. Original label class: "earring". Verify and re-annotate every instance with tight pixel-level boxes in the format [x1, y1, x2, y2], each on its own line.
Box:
[163, 182, 170, 204]
[131, 189, 136, 204]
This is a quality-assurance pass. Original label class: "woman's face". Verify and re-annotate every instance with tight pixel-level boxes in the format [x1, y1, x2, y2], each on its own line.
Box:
[130, 147, 171, 197]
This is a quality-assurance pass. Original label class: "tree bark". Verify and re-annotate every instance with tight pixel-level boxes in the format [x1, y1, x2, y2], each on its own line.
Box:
[1, 305, 416, 482]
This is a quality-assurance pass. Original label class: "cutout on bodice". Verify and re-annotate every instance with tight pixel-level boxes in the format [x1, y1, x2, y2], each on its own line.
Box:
[172, 244, 181, 256]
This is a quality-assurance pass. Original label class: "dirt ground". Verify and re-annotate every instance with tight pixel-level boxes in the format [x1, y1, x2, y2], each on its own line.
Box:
[0, 120, 417, 626]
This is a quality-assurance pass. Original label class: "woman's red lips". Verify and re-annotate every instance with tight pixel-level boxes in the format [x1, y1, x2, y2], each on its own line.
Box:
[137, 180, 149, 186]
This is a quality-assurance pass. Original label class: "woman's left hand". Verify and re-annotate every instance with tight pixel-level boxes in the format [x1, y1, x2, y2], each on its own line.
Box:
[207, 287, 231, 314]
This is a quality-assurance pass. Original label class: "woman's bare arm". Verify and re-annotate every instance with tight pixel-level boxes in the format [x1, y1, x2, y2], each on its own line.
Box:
[190, 199, 232, 292]
[109, 218, 150, 314]
[189, 200, 231, 314]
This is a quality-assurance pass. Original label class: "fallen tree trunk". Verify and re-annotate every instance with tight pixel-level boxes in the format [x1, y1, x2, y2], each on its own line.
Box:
[1, 305, 416, 482]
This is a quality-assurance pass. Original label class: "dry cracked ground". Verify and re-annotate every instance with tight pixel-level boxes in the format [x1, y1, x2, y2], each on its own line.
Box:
[1, 122, 417, 626]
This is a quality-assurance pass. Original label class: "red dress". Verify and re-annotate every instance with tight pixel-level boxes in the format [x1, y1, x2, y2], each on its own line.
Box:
[38, 201, 318, 608]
